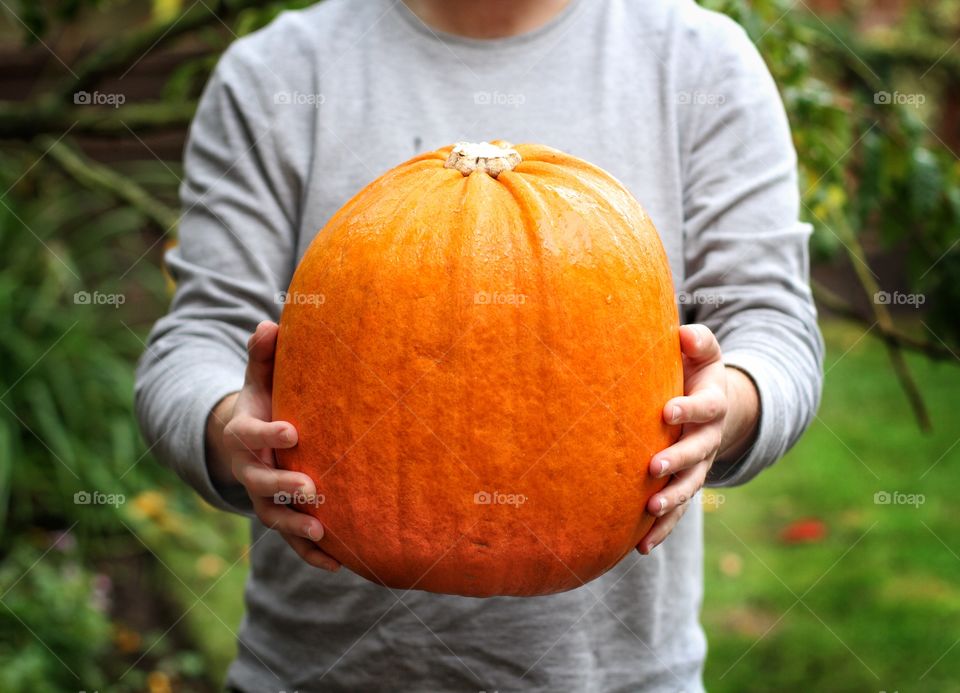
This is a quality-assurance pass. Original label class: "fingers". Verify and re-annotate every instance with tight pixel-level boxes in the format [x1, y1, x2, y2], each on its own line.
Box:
[234, 459, 316, 499]
[647, 462, 708, 518]
[650, 423, 722, 476]
[280, 533, 341, 572]
[664, 387, 727, 425]
[245, 320, 280, 390]
[253, 494, 324, 539]
[253, 496, 341, 571]
[679, 324, 721, 365]
[637, 502, 689, 555]
[224, 415, 297, 452]
[638, 461, 709, 554]
[636, 323, 723, 555]
[231, 325, 337, 573]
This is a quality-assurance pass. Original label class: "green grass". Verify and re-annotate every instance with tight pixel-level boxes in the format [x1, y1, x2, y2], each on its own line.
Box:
[703, 320, 960, 692]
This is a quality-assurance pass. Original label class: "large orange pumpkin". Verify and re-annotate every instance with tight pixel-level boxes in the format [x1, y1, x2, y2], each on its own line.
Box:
[273, 141, 682, 597]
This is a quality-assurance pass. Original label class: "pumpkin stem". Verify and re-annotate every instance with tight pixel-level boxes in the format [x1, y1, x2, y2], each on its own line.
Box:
[444, 141, 521, 178]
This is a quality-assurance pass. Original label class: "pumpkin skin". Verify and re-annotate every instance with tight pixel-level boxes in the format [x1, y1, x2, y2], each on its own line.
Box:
[273, 141, 682, 597]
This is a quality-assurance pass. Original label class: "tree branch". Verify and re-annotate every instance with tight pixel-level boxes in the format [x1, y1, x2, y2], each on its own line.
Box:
[1, 0, 272, 139]
[40, 136, 179, 233]
[0, 101, 195, 138]
[812, 281, 955, 360]
[810, 24, 960, 80]
[58, 0, 267, 101]
[821, 222, 932, 432]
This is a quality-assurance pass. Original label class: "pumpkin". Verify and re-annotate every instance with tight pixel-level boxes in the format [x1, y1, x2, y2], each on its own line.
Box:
[273, 141, 682, 597]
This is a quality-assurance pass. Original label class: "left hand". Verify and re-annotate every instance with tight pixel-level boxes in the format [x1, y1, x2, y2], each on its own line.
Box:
[637, 324, 759, 554]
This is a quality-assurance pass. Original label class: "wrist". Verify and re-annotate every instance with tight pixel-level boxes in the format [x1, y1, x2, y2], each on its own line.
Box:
[718, 366, 760, 463]
[205, 391, 240, 486]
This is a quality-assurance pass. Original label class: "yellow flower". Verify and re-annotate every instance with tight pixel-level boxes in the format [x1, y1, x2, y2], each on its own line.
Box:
[132, 490, 167, 520]
[113, 623, 142, 654]
[152, 0, 183, 24]
[147, 670, 172, 693]
[196, 553, 226, 578]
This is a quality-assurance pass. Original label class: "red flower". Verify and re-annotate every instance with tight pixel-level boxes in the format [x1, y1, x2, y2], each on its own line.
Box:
[780, 518, 827, 544]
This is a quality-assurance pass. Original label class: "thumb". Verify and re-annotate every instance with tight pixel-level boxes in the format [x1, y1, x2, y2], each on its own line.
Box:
[245, 320, 280, 391]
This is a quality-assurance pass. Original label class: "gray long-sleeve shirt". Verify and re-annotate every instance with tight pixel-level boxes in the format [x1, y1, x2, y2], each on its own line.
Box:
[134, 0, 823, 690]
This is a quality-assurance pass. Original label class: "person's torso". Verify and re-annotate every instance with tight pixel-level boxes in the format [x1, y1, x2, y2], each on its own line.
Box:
[226, 1, 725, 689]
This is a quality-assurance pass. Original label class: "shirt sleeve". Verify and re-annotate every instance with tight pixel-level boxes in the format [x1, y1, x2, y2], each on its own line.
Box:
[134, 43, 299, 514]
[679, 22, 825, 487]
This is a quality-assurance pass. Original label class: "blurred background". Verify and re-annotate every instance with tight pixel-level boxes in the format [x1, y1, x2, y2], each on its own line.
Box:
[0, 0, 958, 691]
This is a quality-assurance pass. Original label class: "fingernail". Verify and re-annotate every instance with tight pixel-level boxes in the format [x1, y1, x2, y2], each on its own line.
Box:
[657, 496, 667, 516]
[657, 459, 670, 476]
[307, 523, 322, 541]
[280, 429, 294, 445]
[670, 405, 682, 424]
[694, 325, 707, 347]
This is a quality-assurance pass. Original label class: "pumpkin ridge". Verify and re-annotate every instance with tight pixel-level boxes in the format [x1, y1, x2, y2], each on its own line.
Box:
[384, 167, 463, 582]
[321, 159, 448, 245]
[515, 160, 657, 280]
[492, 172, 560, 508]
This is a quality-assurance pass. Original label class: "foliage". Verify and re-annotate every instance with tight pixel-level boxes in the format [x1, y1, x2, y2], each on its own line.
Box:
[0, 158, 166, 535]
[0, 541, 112, 690]
[0, 150, 241, 688]
[704, 0, 960, 344]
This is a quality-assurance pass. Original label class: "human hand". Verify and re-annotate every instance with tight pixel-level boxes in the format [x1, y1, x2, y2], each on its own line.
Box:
[637, 324, 759, 554]
[206, 321, 340, 571]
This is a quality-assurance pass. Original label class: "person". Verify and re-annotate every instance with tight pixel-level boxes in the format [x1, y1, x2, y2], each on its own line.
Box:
[135, 0, 824, 690]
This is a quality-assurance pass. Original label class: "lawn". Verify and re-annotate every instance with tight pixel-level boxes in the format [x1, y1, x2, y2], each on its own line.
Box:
[702, 319, 960, 691]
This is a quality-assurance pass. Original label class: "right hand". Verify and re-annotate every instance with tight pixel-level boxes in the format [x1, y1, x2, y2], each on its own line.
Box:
[206, 320, 341, 571]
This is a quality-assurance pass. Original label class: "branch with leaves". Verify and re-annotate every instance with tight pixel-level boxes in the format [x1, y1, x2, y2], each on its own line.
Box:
[1, 0, 270, 137]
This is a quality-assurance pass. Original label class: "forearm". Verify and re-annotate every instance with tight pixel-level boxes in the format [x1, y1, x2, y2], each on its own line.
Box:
[718, 366, 759, 464]
[205, 391, 240, 487]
